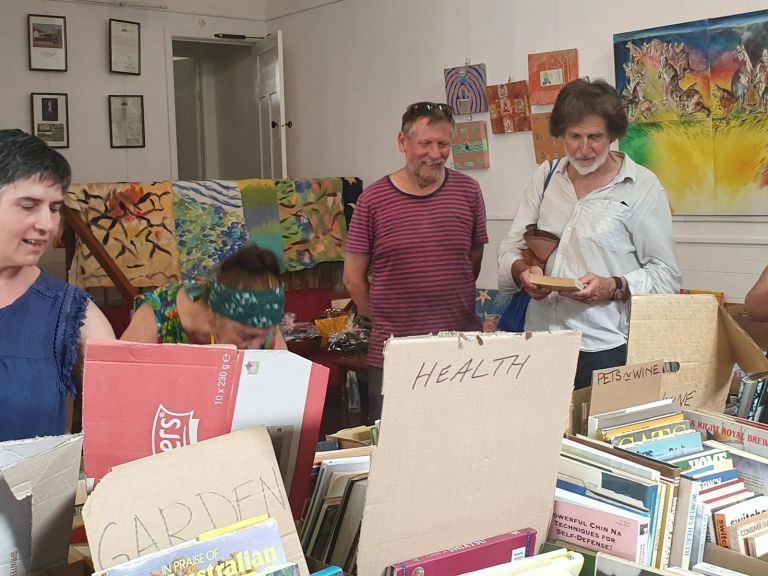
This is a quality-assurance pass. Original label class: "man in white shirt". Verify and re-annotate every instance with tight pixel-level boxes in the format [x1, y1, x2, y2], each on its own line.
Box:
[498, 78, 681, 389]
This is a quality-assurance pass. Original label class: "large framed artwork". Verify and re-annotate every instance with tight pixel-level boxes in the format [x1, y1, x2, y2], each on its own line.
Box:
[615, 9, 768, 215]
[28, 14, 67, 71]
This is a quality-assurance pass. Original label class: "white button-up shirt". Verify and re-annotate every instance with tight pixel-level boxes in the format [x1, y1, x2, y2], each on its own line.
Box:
[498, 153, 682, 352]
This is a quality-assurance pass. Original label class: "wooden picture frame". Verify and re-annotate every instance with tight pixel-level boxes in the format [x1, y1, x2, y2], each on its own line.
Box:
[28, 14, 67, 71]
[109, 95, 145, 148]
[109, 19, 141, 75]
[31, 92, 69, 148]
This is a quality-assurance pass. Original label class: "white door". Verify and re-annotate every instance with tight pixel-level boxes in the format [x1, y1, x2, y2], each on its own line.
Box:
[253, 30, 287, 179]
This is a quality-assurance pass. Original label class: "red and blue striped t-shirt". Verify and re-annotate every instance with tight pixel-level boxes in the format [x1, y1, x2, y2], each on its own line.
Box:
[345, 168, 489, 368]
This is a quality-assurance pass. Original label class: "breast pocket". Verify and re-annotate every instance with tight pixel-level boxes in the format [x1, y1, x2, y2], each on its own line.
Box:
[579, 199, 634, 254]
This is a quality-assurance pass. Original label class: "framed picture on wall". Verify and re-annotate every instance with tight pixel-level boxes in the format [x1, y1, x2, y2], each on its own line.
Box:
[28, 14, 67, 71]
[31, 93, 69, 148]
[110, 19, 141, 75]
[109, 95, 145, 148]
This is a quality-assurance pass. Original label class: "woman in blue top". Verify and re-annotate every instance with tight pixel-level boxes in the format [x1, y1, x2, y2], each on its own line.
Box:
[0, 129, 115, 441]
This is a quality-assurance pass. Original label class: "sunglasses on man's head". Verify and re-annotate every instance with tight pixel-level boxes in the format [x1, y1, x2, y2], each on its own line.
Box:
[404, 102, 454, 119]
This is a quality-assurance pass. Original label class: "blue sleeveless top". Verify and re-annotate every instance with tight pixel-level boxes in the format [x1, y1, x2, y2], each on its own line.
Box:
[0, 271, 90, 441]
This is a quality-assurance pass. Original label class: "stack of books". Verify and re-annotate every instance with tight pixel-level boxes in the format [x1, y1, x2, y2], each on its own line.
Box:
[299, 452, 371, 573]
[545, 398, 768, 575]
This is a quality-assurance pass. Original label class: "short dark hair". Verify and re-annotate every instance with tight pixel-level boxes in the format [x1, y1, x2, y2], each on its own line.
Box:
[549, 79, 628, 139]
[401, 102, 454, 134]
[0, 129, 71, 194]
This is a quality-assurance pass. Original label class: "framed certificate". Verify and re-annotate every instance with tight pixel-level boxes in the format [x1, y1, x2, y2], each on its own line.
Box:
[110, 19, 141, 75]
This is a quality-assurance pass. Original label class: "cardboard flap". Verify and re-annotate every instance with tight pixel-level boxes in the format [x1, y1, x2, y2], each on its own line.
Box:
[0, 434, 83, 573]
[627, 295, 730, 412]
[719, 304, 768, 374]
[357, 330, 582, 576]
[82, 427, 308, 576]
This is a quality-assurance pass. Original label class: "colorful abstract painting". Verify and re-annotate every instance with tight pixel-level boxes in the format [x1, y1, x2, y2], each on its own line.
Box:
[528, 49, 579, 105]
[451, 121, 490, 170]
[278, 178, 347, 272]
[65, 181, 181, 288]
[444, 63, 488, 115]
[173, 180, 247, 282]
[486, 81, 531, 134]
[615, 10, 768, 214]
[238, 178, 285, 269]
[530, 112, 566, 164]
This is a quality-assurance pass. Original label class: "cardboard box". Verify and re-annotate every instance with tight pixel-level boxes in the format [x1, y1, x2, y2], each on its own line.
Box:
[725, 302, 768, 352]
[627, 295, 768, 413]
[83, 343, 328, 520]
[82, 427, 309, 576]
[357, 330, 582, 575]
[0, 434, 83, 576]
[325, 426, 374, 448]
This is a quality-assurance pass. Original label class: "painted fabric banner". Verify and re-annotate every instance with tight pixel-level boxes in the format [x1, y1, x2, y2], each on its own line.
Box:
[615, 9, 768, 215]
[173, 180, 247, 281]
[65, 182, 181, 288]
[239, 178, 286, 270]
[279, 178, 347, 272]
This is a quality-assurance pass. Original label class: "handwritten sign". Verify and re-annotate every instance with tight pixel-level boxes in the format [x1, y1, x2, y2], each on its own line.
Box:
[359, 331, 582, 575]
[589, 360, 664, 416]
[83, 427, 308, 576]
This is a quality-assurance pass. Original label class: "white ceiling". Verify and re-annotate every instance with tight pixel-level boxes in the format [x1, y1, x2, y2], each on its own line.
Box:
[62, 0, 340, 21]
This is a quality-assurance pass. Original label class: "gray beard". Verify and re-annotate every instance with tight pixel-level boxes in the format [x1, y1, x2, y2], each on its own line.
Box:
[571, 148, 610, 176]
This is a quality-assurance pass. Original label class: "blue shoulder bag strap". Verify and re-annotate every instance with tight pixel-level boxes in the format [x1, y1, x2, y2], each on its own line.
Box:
[498, 157, 561, 332]
[542, 157, 560, 197]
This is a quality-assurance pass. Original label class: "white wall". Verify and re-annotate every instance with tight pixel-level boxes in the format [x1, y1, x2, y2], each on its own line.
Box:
[269, 0, 768, 301]
[0, 0, 267, 277]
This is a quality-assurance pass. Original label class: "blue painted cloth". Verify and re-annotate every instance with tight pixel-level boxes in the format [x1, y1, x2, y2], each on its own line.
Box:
[0, 271, 90, 441]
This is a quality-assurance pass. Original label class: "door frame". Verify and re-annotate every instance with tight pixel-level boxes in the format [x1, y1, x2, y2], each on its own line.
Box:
[163, 26, 273, 180]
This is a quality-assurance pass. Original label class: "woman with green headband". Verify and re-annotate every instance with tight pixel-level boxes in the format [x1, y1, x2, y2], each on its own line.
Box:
[121, 245, 287, 350]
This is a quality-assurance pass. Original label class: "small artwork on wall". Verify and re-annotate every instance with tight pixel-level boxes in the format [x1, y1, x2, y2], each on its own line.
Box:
[109, 95, 145, 148]
[31, 92, 69, 148]
[527, 49, 579, 105]
[530, 112, 565, 164]
[444, 63, 488, 115]
[28, 14, 67, 71]
[486, 81, 531, 133]
[451, 120, 490, 170]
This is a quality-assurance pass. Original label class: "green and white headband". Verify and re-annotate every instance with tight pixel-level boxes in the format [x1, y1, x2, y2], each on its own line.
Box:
[187, 278, 285, 328]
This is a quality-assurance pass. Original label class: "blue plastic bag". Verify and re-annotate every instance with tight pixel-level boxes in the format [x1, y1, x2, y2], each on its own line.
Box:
[498, 291, 531, 332]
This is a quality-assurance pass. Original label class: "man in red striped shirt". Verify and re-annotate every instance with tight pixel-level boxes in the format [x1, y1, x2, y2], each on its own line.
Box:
[343, 102, 489, 422]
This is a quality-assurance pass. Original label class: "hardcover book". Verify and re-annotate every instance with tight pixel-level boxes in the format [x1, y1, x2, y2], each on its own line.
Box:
[385, 528, 536, 576]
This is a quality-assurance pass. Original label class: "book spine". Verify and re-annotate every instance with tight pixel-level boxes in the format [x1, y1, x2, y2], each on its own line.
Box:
[713, 511, 730, 548]
[661, 487, 678, 569]
[682, 483, 699, 569]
